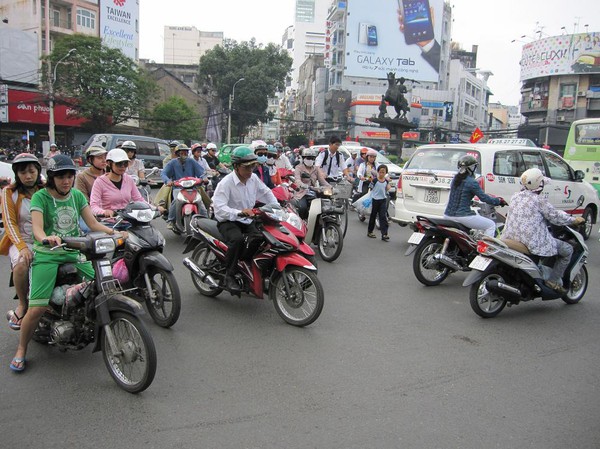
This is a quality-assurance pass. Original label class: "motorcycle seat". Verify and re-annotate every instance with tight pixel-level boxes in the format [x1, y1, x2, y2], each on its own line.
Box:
[501, 238, 531, 255]
[194, 218, 226, 242]
[422, 217, 471, 233]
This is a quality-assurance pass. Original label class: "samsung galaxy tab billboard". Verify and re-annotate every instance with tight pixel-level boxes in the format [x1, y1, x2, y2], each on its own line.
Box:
[344, 0, 443, 82]
[100, 0, 139, 60]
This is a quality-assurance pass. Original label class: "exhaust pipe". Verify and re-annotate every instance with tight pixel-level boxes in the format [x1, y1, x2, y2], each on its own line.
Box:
[183, 257, 220, 288]
[486, 279, 522, 298]
[433, 253, 465, 272]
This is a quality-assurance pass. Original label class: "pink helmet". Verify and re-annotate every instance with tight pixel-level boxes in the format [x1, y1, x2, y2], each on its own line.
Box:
[366, 149, 378, 157]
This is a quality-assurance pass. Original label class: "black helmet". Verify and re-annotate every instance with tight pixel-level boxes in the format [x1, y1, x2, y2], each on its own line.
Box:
[457, 155, 478, 175]
[47, 154, 77, 174]
[231, 146, 258, 166]
[12, 153, 41, 176]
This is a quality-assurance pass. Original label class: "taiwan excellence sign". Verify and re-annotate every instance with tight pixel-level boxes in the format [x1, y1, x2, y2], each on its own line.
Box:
[8, 90, 86, 127]
[345, 0, 443, 82]
[100, 0, 139, 60]
[520, 32, 600, 81]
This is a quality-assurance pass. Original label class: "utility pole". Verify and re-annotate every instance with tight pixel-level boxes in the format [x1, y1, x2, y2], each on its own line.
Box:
[227, 78, 245, 144]
[48, 49, 76, 146]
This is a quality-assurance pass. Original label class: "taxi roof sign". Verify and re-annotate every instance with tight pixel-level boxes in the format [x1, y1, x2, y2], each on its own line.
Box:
[487, 138, 538, 147]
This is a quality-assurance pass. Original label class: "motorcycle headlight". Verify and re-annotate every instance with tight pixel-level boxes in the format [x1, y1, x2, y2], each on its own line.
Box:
[285, 212, 303, 231]
[95, 237, 116, 254]
[128, 209, 154, 223]
[179, 179, 196, 188]
[322, 187, 333, 197]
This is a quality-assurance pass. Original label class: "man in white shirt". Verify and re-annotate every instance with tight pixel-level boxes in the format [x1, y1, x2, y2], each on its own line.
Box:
[315, 135, 350, 180]
[274, 142, 293, 170]
[213, 146, 277, 292]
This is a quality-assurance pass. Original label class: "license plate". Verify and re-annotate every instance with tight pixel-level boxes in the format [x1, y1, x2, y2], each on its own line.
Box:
[424, 188, 440, 203]
[407, 232, 425, 245]
[469, 255, 492, 271]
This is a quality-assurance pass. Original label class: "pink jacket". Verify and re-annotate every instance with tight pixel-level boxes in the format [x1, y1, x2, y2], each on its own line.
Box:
[89, 173, 146, 215]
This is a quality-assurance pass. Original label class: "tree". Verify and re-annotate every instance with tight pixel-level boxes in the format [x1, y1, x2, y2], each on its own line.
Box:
[286, 133, 309, 149]
[147, 96, 203, 141]
[198, 39, 292, 139]
[45, 34, 156, 131]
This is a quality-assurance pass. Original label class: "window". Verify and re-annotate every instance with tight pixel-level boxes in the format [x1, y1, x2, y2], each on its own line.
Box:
[53, 9, 60, 27]
[521, 151, 545, 173]
[543, 152, 571, 181]
[421, 108, 429, 116]
[493, 151, 523, 177]
[77, 8, 96, 29]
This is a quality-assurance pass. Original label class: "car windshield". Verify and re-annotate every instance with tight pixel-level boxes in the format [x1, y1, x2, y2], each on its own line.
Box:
[404, 148, 481, 174]
[376, 153, 393, 165]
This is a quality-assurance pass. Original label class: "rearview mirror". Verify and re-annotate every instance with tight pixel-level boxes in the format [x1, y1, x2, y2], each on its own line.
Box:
[574, 170, 585, 181]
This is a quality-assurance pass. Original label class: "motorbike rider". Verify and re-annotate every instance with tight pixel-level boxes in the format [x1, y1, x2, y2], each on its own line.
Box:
[354, 148, 379, 202]
[75, 146, 108, 201]
[89, 149, 148, 217]
[163, 140, 180, 168]
[444, 155, 507, 237]
[266, 145, 282, 186]
[294, 147, 330, 220]
[121, 140, 146, 180]
[9, 155, 120, 373]
[274, 142, 293, 170]
[203, 143, 222, 170]
[252, 140, 274, 188]
[501, 168, 585, 294]
[315, 135, 350, 181]
[212, 146, 277, 292]
[191, 143, 213, 178]
[1, 153, 45, 331]
[161, 143, 206, 229]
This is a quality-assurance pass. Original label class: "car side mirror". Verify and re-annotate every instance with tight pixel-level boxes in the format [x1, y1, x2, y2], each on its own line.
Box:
[574, 170, 585, 181]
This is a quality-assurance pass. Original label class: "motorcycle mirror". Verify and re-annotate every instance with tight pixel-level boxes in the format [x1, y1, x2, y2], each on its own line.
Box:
[576, 195, 585, 209]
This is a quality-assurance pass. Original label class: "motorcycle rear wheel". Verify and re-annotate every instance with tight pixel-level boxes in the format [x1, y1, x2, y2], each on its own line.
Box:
[270, 266, 324, 326]
[190, 244, 223, 297]
[145, 268, 181, 328]
[412, 238, 451, 286]
[101, 311, 157, 394]
[562, 265, 588, 304]
[318, 223, 343, 262]
[469, 270, 508, 318]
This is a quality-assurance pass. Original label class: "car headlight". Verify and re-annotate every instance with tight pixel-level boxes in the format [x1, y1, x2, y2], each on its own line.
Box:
[95, 237, 116, 254]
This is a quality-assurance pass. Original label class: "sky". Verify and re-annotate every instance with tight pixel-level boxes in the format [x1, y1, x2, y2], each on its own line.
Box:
[139, 0, 600, 106]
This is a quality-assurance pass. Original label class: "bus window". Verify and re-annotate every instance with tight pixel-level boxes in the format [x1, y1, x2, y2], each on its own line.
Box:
[575, 123, 600, 145]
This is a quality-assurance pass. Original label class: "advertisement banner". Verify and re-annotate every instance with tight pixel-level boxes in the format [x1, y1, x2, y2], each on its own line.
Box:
[520, 32, 600, 81]
[8, 90, 86, 127]
[100, 0, 139, 60]
[345, 0, 443, 82]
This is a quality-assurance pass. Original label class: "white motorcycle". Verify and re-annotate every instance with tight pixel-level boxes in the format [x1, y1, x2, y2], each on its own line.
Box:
[305, 186, 345, 262]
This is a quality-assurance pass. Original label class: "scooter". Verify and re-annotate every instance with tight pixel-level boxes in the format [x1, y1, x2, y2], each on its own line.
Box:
[305, 185, 345, 262]
[464, 217, 588, 318]
[32, 232, 157, 393]
[171, 176, 209, 236]
[108, 201, 181, 328]
[182, 204, 324, 327]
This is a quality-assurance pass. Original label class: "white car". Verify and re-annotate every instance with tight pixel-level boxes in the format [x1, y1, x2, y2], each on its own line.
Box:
[310, 145, 403, 180]
[0, 161, 14, 182]
[391, 143, 599, 239]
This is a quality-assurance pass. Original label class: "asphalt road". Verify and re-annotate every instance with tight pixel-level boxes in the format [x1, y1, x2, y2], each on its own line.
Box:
[1, 208, 599, 449]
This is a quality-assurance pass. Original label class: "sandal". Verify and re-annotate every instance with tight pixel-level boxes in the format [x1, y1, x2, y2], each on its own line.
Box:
[9, 357, 25, 373]
[367, 232, 376, 238]
[6, 309, 24, 331]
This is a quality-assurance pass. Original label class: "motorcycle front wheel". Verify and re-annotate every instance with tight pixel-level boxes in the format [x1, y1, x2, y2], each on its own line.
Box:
[101, 311, 157, 394]
[190, 244, 223, 297]
[469, 270, 508, 318]
[270, 266, 324, 326]
[145, 268, 181, 328]
[317, 222, 343, 262]
[184, 214, 192, 236]
[562, 265, 588, 304]
[412, 237, 451, 286]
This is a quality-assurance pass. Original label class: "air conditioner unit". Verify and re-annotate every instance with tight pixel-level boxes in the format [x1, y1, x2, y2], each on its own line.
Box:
[578, 91, 585, 97]
[557, 115, 566, 122]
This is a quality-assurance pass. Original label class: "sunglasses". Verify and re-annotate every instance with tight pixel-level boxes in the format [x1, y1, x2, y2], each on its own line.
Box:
[256, 152, 268, 157]
[266, 155, 275, 159]
[303, 156, 316, 160]
[114, 161, 129, 167]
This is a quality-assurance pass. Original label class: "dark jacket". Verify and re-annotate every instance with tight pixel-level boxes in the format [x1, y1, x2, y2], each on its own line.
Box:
[254, 164, 274, 189]
[445, 175, 500, 217]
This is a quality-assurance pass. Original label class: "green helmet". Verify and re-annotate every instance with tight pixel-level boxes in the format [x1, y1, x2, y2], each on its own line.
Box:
[231, 146, 258, 166]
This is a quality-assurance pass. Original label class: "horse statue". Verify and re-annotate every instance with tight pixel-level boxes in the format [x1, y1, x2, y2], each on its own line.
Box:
[384, 72, 410, 120]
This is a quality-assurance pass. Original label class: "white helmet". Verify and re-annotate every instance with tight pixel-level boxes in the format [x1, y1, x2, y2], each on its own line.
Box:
[301, 148, 316, 158]
[106, 148, 130, 164]
[206, 143, 217, 150]
[521, 168, 545, 192]
[121, 140, 136, 151]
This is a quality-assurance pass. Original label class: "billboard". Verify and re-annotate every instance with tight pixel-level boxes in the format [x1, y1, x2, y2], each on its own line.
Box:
[100, 0, 139, 60]
[520, 32, 600, 81]
[345, 0, 443, 82]
[8, 90, 86, 127]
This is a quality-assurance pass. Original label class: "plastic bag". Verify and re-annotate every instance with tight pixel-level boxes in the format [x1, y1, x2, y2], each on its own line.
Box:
[113, 258, 130, 284]
[352, 193, 373, 215]
[362, 197, 372, 209]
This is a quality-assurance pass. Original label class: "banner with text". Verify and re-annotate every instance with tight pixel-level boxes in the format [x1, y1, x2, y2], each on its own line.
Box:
[100, 0, 139, 60]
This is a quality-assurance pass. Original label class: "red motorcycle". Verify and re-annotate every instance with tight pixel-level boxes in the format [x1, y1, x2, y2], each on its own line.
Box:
[182, 204, 324, 327]
[271, 174, 317, 268]
[171, 176, 208, 235]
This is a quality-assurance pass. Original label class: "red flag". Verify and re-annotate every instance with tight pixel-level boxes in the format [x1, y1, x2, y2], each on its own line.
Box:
[469, 127, 484, 143]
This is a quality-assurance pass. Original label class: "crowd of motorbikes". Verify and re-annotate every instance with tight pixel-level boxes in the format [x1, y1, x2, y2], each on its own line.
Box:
[1, 157, 593, 394]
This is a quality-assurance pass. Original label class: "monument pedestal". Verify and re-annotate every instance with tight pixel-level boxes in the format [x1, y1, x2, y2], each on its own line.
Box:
[369, 116, 417, 160]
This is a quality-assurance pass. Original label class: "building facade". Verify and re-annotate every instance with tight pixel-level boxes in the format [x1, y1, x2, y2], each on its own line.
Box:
[163, 26, 223, 65]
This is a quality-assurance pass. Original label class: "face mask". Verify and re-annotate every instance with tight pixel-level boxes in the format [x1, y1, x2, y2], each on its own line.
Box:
[266, 159, 275, 166]
[303, 159, 314, 167]
[257, 155, 267, 164]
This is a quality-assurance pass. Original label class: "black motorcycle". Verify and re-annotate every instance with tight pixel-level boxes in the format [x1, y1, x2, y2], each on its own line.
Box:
[33, 232, 157, 393]
[108, 201, 181, 328]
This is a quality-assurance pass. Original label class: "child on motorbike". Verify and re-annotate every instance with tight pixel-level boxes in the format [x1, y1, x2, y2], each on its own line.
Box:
[9, 155, 121, 373]
[367, 164, 391, 241]
[501, 168, 585, 294]
[1, 154, 45, 331]
[444, 155, 507, 237]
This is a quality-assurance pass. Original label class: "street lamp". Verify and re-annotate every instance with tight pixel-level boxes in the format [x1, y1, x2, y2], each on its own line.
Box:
[227, 77, 245, 144]
[48, 48, 76, 146]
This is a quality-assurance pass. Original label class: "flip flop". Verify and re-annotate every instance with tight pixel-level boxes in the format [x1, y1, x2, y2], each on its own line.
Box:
[9, 357, 25, 373]
[6, 310, 24, 331]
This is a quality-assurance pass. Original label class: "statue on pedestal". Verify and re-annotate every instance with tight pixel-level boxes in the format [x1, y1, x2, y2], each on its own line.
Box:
[383, 72, 410, 121]
[378, 95, 388, 119]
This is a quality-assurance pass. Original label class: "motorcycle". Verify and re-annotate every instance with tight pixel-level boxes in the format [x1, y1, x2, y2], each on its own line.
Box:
[271, 175, 318, 268]
[182, 204, 324, 327]
[171, 176, 209, 236]
[106, 201, 181, 328]
[33, 232, 157, 393]
[132, 167, 160, 204]
[406, 201, 505, 286]
[305, 185, 345, 262]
